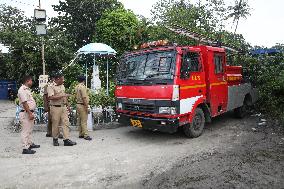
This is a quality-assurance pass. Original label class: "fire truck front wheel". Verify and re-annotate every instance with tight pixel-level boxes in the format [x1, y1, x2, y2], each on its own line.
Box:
[183, 108, 205, 138]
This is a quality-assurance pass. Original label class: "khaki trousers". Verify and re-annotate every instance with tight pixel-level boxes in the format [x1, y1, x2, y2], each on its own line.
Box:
[47, 108, 52, 135]
[19, 112, 34, 149]
[50, 106, 70, 140]
[77, 104, 88, 137]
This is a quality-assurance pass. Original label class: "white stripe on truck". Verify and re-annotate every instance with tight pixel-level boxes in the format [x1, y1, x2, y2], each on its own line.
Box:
[180, 95, 203, 114]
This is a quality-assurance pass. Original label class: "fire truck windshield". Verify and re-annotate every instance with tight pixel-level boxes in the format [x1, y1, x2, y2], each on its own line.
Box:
[117, 50, 176, 84]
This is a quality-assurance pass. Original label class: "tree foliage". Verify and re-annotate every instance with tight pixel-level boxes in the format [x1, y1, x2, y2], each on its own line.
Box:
[149, 0, 250, 50]
[96, 8, 140, 55]
[244, 50, 284, 123]
[0, 4, 85, 88]
[227, 0, 251, 34]
[52, 0, 123, 48]
[0, 4, 42, 84]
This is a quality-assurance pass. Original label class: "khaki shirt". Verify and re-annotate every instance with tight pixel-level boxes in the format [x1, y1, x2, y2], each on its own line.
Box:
[43, 81, 54, 95]
[47, 82, 67, 105]
[17, 84, 36, 110]
[43, 82, 54, 108]
[75, 83, 89, 104]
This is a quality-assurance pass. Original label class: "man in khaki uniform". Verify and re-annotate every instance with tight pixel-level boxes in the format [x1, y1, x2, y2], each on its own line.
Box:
[43, 73, 63, 138]
[43, 74, 54, 137]
[75, 76, 92, 140]
[18, 75, 40, 154]
[47, 72, 77, 146]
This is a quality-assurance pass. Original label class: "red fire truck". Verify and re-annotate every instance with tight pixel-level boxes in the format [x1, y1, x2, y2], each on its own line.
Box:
[115, 40, 257, 138]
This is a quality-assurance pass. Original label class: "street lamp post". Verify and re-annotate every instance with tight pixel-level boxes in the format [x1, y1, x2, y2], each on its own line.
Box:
[34, 0, 47, 75]
[41, 37, 45, 75]
[34, 0, 48, 95]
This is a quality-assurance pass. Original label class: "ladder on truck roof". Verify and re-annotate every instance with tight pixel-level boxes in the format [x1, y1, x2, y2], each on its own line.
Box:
[166, 25, 239, 53]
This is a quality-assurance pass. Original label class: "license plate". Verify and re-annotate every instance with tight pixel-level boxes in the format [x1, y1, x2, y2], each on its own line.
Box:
[130, 119, 143, 128]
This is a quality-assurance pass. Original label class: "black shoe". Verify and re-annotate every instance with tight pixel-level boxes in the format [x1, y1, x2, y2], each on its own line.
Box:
[79, 136, 84, 138]
[84, 136, 92, 141]
[29, 143, 40, 149]
[53, 138, 59, 146]
[64, 139, 76, 146]
[22, 149, 36, 154]
[46, 133, 52, 137]
[59, 134, 63, 139]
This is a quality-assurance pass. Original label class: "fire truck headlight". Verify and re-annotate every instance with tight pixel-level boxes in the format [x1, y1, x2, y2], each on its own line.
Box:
[117, 103, 123, 110]
[159, 107, 177, 114]
[170, 107, 177, 115]
[159, 107, 170, 114]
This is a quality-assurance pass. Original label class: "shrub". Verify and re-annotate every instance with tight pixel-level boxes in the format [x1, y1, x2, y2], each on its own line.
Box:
[32, 93, 44, 107]
[67, 81, 115, 108]
[244, 53, 284, 124]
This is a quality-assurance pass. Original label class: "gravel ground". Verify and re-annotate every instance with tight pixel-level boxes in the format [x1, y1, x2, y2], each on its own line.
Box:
[0, 100, 283, 189]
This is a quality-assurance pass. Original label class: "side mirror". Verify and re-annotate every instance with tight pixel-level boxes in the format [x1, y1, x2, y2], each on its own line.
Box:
[180, 56, 190, 79]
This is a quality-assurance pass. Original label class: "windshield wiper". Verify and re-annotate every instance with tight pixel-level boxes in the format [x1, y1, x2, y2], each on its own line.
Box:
[126, 76, 145, 81]
[126, 75, 137, 80]
[145, 72, 170, 79]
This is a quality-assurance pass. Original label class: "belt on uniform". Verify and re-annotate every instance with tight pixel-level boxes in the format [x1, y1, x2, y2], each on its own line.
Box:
[50, 105, 67, 107]
[77, 103, 84, 105]
[20, 110, 34, 112]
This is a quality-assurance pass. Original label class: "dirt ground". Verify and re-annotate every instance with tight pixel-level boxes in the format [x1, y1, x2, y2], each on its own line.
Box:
[0, 101, 283, 189]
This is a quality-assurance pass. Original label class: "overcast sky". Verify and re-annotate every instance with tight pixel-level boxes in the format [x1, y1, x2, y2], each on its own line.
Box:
[0, 0, 283, 48]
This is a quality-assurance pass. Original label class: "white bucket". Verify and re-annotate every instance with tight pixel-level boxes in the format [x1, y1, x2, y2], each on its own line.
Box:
[87, 112, 93, 131]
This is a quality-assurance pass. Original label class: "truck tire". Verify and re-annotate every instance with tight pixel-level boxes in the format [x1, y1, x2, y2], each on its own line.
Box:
[234, 98, 249, 118]
[183, 108, 205, 138]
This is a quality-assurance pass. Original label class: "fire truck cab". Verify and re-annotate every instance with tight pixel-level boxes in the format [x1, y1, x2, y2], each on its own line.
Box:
[115, 41, 257, 137]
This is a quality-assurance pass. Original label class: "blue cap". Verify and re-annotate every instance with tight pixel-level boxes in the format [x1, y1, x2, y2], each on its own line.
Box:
[77, 75, 86, 82]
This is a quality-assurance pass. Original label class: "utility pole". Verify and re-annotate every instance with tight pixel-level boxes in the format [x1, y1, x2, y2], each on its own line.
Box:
[38, 0, 45, 75]
[41, 37, 45, 75]
[34, 0, 47, 95]
[34, 0, 46, 75]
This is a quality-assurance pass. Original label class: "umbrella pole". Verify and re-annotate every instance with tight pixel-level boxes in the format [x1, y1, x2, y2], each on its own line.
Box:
[85, 62, 88, 88]
[106, 58, 109, 96]
[93, 55, 96, 91]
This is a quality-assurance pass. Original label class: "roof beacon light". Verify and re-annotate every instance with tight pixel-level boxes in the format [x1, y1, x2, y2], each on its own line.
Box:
[140, 40, 170, 49]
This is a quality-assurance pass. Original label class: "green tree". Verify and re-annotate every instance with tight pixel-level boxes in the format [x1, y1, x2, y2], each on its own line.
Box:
[0, 4, 41, 83]
[52, 0, 123, 48]
[95, 8, 140, 54]
[251, 55, 284, 123]
[149, 0, 250, 51]
[152, 0, 217, 36]
[0, 4, 80, 88]
[93, 8, 141, 87]
[226, 0, 251, 34]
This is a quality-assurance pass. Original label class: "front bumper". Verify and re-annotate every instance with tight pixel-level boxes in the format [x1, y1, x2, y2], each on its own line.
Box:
[118, 113, 179, 134]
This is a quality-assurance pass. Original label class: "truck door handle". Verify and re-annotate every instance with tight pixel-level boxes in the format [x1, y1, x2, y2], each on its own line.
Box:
[199, 89, 202, 93]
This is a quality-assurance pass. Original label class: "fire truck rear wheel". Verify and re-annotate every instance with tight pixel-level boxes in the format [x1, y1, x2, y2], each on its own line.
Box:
[234, 99, 249, 118]
[183, 108, 205, 138]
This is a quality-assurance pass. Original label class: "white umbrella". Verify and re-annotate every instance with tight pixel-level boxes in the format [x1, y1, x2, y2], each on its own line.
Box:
[74, 43, 116, 96]
[77, 43, 117, 55]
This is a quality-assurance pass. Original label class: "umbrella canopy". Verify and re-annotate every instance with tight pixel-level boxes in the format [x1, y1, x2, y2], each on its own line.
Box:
[77, 43, 117, 56]
[75, 43, 116, 96]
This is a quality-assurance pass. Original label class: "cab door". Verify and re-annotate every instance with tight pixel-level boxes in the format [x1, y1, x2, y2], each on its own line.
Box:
[178, 49, 206, 115]
[209, 52, 228, 116]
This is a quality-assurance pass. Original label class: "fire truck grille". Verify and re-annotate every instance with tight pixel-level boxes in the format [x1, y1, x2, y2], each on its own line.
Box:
[124, 103, 155, 113]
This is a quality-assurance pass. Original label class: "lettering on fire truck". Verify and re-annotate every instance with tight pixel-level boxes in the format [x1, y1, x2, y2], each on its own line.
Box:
[191, 76, 201, 81]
